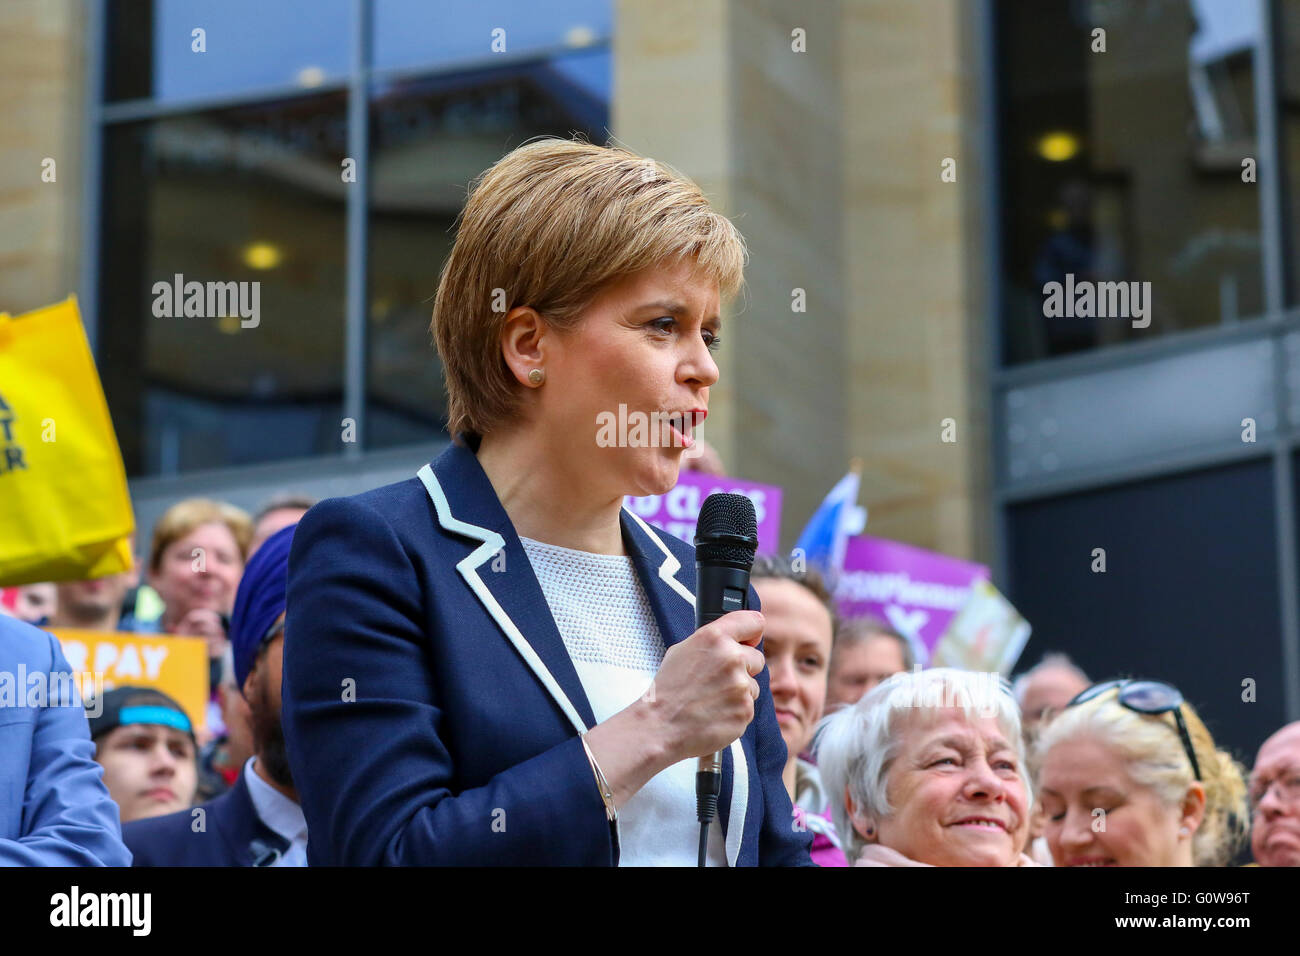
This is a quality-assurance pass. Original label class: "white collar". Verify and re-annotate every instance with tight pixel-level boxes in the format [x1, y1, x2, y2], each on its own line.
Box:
[242, 757, 307, 845]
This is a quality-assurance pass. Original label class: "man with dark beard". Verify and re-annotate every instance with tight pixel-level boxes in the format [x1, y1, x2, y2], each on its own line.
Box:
[123, 525, 305, 865]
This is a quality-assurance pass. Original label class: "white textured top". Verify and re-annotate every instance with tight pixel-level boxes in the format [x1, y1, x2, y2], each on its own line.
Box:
[520, 536, 726, 866]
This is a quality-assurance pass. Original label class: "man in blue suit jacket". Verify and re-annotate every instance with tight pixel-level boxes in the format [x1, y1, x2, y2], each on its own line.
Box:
[283, 442, 814, 866]
[0, 615, 131, 866]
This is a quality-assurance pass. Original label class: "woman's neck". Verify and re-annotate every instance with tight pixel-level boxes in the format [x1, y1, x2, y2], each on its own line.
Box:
[476, 428, 626, 555]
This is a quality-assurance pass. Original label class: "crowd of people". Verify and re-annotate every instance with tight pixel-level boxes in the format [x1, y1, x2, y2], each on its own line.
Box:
[3, 136, 1298, 868]
[1, 495, 1296, 867]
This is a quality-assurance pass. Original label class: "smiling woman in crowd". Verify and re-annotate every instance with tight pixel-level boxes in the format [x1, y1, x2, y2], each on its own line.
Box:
[282, 137, 811, 866]
[1034, 679, 1248, 867]
[816, 667, 1037, 866]
[751, 555, 846, 865]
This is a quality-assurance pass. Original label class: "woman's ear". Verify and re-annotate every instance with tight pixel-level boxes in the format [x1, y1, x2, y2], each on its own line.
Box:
[844, 786, 876, 842]
[499, 306, 548, 387]
[1179, 781, 1207, 838]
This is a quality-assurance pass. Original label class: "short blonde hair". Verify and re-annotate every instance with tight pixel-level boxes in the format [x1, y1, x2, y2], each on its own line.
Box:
[1034, 689, 1249, 866]
[149, 498, 253, 571]
[431, 136, 747, 443]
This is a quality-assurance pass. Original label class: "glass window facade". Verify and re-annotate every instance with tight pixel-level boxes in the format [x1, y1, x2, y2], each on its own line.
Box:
[994, 2, 1300, 737]
[365, 48, 610, 449]
[107, 0, 353, 103]
[99, 95, 349, 475]
[997, 0, 1264, 364]
[97, 0, 612, 475]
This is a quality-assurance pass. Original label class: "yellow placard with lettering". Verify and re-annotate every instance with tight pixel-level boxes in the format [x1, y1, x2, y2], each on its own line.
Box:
[50, 630, 208, 730]
[0, 297, 135, 586]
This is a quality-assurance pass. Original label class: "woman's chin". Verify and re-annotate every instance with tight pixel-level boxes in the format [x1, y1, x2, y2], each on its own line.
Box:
[628, 451, 683, 497]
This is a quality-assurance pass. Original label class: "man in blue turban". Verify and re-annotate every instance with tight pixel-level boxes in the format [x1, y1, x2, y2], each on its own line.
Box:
[123, 523, 305, 866]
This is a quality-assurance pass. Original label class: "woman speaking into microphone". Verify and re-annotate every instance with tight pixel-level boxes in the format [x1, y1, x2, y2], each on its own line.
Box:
[282, 137, 812, 866]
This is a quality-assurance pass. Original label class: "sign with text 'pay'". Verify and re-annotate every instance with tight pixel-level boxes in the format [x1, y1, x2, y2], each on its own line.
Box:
[51, 630, 208, 729]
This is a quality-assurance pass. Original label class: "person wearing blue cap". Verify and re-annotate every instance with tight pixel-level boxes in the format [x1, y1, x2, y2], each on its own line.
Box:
[88, 685, 198, 824]
[0, 614, 132, 865]
[122, 524, 306, 866]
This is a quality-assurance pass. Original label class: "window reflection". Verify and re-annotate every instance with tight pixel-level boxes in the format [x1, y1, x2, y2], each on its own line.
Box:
[373, 0, 612, 76]
[107, 0, 351, 103]
[999, 0, 1263, 364]
[99, 94, 349, 475]
[365, 50, 611, 448]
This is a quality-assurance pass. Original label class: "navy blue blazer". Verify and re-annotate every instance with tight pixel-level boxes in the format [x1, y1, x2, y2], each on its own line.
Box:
[281, 441, 813, 866]
[123, 767, 290, 867]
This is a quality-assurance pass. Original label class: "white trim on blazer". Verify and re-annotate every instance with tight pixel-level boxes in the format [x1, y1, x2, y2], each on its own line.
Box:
[417, 464, 589, 737]
[418, 464, 748, 866]
[621, 506, 749, 867]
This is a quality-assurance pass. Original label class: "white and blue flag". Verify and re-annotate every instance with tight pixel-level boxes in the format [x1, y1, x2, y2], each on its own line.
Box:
[794, 467, 867, 585]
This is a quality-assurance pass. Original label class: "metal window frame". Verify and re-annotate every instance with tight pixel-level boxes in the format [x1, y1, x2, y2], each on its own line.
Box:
[85, 2, 608, 474]
[983, 0, 1300, 719]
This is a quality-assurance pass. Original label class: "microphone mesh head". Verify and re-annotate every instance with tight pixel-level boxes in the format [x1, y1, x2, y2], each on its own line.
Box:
[695, 493, 758, 565]
[697, 493, 757, 539]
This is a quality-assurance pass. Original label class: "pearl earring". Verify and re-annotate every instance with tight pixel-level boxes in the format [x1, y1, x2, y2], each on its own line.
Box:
[1178, 826, 1190, 837]
[527, 368, 545, 386]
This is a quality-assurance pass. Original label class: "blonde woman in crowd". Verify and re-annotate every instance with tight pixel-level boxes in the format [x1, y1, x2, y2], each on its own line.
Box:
[1035, 679, 1248, 867]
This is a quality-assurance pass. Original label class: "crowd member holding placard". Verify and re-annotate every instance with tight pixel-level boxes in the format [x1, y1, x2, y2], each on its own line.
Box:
[825, 616, 912, 713]
[1250, 720, 1300, 866]
[0, 615, 132, 865]
[1034, 680, 1248, 867]
[125, 525, 304, 866]
[87, 686, 198, 825]
[817, 668, 1039, 866]
[146, 498, 251, 651]
[751, 555, 847, 866]
[145, 498, 252, 740]
[283, 137, 810, 866]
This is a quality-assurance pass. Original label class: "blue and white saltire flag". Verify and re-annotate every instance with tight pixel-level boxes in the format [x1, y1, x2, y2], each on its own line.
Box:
[794, 468, 867, 586]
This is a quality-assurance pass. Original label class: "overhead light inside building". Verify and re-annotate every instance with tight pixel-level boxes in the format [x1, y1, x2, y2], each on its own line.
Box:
[1036, 131, 1080, 162]
[242, 241, 283, 270]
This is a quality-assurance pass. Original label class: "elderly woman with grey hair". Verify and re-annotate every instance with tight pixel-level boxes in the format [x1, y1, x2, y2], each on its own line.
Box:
[816, 667, 1039, 866]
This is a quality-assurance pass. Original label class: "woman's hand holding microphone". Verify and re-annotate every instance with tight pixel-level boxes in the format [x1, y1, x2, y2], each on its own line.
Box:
[582, 610, 766, 810]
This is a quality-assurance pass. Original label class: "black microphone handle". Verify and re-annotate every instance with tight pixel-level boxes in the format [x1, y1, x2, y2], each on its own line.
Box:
[695, 561, 751, 779]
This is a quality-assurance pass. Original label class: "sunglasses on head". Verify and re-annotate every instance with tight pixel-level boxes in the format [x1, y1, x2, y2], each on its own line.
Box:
[1068, 679, 1202, 781]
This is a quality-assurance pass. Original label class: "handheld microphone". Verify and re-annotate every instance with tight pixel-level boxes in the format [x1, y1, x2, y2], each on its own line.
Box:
[692, 492, 759, 866]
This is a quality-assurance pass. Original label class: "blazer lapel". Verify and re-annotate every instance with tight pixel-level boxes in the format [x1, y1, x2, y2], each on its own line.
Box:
[418, 445, 597, 735]
[620, 507, 696, 649]
[621, 507, 749, 867]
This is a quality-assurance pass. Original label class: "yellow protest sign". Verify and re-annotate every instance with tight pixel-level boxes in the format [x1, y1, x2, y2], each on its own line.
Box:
[0, 297, 134, 585]
[50, 630, 208, 730]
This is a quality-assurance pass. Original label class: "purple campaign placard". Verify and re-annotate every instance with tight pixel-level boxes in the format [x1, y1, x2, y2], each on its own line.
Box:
[624, 471, 782, 555]
[834, 535, 990, 662]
